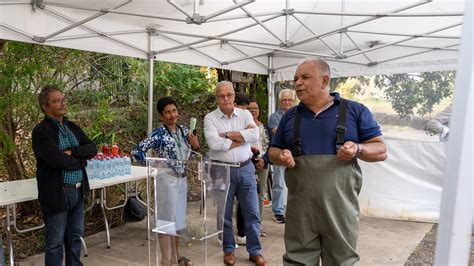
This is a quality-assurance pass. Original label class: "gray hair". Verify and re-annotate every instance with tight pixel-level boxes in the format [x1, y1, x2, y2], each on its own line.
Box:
[278, 88, 296, 100]
[297, 58, 331, 78]
[38, 85, 62, 113]
[215, 80, 234, 93]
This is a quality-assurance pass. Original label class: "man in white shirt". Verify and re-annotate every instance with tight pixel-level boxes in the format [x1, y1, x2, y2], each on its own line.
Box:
[204, 81, 268, 266]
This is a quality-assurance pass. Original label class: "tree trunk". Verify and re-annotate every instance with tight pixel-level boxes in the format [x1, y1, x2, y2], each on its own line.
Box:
[1, 110, 25, 181]
[3, 152, 24, 181]
[217, 69, 232, 81]
[0, 40, 38, 214]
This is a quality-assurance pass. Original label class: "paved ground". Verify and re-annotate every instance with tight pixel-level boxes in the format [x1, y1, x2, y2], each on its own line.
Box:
[18, 204, 433, 266]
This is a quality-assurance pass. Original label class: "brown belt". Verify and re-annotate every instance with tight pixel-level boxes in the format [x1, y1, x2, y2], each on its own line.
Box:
[212, 158, 252, 168]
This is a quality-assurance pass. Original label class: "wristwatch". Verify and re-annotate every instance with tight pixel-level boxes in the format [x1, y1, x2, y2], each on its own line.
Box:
[354, 143, 363, 158]
[224, 132, 229, 139]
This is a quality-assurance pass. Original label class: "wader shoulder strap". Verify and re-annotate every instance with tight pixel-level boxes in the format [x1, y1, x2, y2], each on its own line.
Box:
[292, 108, 303, 156]
[336, 98, 348, 151]
[293, 98, 348, 156]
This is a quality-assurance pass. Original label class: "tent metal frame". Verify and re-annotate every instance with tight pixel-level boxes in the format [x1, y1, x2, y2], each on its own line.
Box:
[0, 0, 462, 71]
[0, 1, 471, 264]
[1, 0, 462, 118]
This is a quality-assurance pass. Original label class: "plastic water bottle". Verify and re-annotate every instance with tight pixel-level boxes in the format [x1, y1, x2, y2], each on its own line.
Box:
[90, 159, 98, 179]
[119, 155, 126, 176]
[116, 155, 123, 177]
[92, 158, 99, 179]
[124, 155, 131, 175]
[98, 157, 106, 179]
[110, 156, 118, 177]
[86, 160, 94, 179]
[104, 156, 111, 179]
[105, 157, 112, 178]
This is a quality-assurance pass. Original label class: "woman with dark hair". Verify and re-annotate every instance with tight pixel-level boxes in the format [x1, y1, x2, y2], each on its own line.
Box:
[133, 96, 199, 266]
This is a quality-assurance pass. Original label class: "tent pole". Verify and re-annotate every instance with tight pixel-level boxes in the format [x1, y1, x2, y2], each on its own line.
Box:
[147, 42, 154, 135]
[434, 0, 473, 264]
[145, 30, 155, 246]
[194, 0, 198, 15]
[339, 0, 345, 55]
[267, 55, 275, 117]
[147, 58, 154, 136]
[285, 0, 289, 44]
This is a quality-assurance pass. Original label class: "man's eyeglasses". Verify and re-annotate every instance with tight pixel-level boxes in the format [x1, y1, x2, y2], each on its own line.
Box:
[50, 98, 67, 105]
[216, 93, 235, 99]
[280, 99, 293, 102]
[248, 107, 259, 110]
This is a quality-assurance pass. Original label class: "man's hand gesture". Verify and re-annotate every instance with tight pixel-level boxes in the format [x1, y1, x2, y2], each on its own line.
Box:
[337, 141, 358, 161]
[279, 149, 295, 168]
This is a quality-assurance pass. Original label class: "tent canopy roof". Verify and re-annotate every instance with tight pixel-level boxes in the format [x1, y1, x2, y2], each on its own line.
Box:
[0, 0, 465, 80]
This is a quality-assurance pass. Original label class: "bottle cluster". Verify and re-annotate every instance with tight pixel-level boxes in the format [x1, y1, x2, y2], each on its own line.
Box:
[85, 144, 131, 179]
[86, 153, 131, 179]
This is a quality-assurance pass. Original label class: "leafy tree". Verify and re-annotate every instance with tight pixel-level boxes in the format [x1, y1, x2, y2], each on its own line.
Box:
[124, 60, 217, 146]
[243, 74, 269, 121]
[330, 77, 348, 91]
[0, 40, 92, 181]
[331, 72, 454, 119]
[374, 71, 454, 118]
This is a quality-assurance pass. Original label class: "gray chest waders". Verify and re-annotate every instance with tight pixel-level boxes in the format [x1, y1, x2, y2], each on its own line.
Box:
[283, 99, 363, 266]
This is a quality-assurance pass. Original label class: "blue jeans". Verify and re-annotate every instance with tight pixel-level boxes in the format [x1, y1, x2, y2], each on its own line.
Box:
[272, 165, 286, 216]
[43, 187, 84, 266]
[223, 163, 261, 257]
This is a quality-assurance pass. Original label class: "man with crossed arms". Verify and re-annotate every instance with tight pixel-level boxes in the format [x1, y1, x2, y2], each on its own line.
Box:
[204, 81, 267, 266]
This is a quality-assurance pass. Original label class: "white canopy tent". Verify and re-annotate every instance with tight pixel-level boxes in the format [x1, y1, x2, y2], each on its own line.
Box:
[1, 0, 472, 264]
[0, 0, 466, 132]
[0, 0, 465, 77]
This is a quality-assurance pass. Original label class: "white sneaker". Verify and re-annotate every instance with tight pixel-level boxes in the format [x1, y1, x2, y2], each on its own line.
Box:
[236, 235, 247, 245]
[217, 238, 239, 248]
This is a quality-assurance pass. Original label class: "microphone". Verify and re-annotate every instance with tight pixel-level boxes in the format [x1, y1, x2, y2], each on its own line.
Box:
[190, 117, 197, 134]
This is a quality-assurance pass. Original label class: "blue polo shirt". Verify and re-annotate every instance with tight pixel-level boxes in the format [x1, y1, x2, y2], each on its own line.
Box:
[271, 92, 382, 155]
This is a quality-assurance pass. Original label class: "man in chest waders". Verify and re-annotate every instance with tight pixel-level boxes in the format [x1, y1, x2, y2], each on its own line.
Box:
[269, 58, 387, 266]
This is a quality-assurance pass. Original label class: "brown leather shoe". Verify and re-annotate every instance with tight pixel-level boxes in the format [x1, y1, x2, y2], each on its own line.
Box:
[223, 252, 236, 265]
[249, 254, 268, 266]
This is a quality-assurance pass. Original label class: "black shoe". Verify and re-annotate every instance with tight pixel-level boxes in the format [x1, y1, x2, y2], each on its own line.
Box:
[274, 215, 285, 224]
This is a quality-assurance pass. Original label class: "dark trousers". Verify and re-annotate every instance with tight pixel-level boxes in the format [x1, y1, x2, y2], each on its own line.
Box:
[43, 187, 84, 266]
[222, 163, 261, 256]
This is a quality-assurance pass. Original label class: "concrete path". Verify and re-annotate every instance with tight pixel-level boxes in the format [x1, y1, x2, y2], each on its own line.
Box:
[19, 207, 432, 266]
